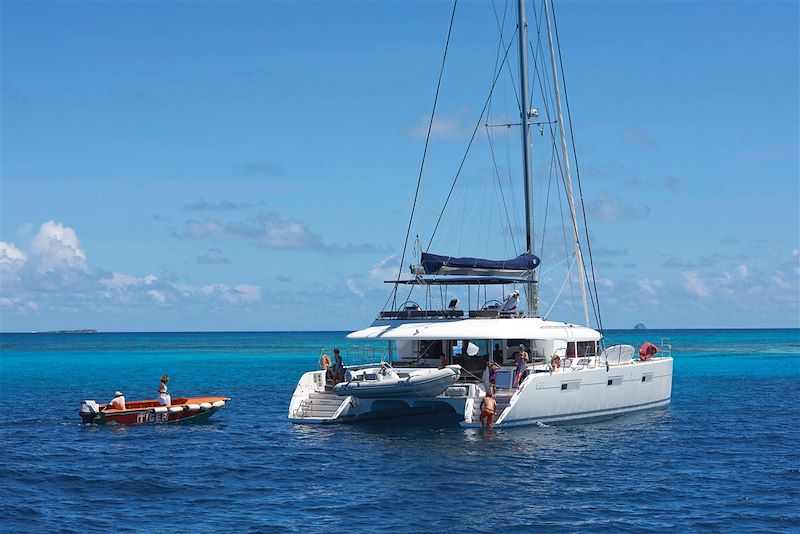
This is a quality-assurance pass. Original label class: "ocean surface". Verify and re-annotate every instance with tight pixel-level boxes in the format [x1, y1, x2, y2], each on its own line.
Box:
[1, 329, 798, 533]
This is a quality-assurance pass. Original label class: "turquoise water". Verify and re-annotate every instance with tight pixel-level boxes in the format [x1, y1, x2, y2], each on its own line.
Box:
[1, 329, 798, 532]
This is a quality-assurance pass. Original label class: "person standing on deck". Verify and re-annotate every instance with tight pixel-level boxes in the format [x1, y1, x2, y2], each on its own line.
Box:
[332, 349, 345, 383]
[158, 375, 171, 406]
[514, 345, 529, 388]
[320, 353, 332, 382]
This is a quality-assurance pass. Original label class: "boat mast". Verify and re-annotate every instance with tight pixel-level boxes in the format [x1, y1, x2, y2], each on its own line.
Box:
[517, 0, 538, 317]
[543, 0, 590, 326]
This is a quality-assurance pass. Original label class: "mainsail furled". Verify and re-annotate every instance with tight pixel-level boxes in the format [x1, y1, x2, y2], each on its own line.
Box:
[416, 252, 540, 276]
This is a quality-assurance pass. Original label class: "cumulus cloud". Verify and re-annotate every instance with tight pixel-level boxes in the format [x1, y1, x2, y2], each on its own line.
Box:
[1, 220, 263, 317]
[681, 271, 710, 297]
[196, 248, 231, 265]
[346, 278, 364, 298]
[587, 193, 650, 221]
[99, 272, 158, 288]
[369, 254, 402, 282]
[173, 282, 262, 304]
[173, 211, 384, 255]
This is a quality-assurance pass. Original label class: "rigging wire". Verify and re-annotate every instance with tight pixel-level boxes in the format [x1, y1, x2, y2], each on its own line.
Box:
[392, 0, 459, 308]
[550, 0, 604, 332]
[427, 34, 518, 250]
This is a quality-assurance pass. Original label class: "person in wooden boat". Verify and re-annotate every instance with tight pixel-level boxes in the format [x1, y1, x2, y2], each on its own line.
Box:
[332, 349, 344, 383]
[158, 375, 171, 406]
[107, 391, 125, 411]
[480, 393, 497, 428]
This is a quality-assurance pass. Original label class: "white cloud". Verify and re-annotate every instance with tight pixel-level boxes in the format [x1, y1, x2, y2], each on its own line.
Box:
[233, 284, 262, 303]
[196, 248, 230, 265]
[147, 289, 167, 304]
[681, 271, 710, 297]
[174, 211, 383, 255]
[30, 220, 87, 267]
[735, 264, 749, 279]
[637, 278, 663, 296]
[1, 220, 263, 316]
[369, 254, 401, 282]
[346, 278, 364, 298]
[99, 272, 158, 288]
[0, 241, 27, 265]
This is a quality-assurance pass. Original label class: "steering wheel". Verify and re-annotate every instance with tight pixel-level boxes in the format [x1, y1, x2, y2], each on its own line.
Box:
[399, 300, 423, 311]
[482, 299, 503, 310]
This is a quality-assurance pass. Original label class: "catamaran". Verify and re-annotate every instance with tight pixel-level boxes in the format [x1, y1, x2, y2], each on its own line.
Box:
[289, 0, 672, 427]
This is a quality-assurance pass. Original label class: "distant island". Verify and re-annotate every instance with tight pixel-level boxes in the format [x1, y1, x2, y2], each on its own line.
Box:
[42, 329, 97, 334]
[633, 323, 647, 330]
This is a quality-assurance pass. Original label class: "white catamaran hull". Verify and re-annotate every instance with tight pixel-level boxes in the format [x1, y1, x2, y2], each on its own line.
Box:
[288, 358, 671, 426]
[462, 358, 673, 428]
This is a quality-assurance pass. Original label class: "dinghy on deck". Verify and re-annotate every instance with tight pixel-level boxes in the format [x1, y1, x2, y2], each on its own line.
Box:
[79, 396, 230, 425]
[333, 364, 461, 399]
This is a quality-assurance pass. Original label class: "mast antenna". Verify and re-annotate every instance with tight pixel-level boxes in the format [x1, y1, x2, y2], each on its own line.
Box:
[517, 0, 538, 316]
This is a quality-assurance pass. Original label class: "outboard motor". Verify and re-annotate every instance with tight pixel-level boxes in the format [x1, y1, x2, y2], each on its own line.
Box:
[79, 400, 101, 424]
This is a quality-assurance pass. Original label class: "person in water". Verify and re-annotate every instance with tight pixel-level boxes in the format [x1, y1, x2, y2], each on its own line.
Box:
[108, 390, 126, 410]
[480, 393, 497, 428]
[332, 349, 344, 383]
[158, 375, 171, 406]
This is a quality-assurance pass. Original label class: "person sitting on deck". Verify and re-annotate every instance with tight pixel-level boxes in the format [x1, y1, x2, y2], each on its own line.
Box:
[501, 290, 520, 312]
[108, 391, 126, 410]
[480, 393, 497, 428]
[332, 349, 345, 383]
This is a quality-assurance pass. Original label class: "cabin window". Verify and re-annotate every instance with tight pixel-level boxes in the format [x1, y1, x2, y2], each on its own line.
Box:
[576, 341, 597, 357]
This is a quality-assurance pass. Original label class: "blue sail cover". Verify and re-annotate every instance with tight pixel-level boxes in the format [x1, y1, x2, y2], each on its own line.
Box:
[419, 252, 540, 276]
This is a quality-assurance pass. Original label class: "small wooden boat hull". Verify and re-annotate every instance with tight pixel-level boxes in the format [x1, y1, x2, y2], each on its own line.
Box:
[79, 396, 230, 425]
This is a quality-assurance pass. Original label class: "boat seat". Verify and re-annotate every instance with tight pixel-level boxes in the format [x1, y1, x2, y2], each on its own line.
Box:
[601, 345, 635, 366]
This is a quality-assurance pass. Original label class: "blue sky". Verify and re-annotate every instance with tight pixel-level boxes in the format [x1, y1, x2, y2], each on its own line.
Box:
[2, 0, 798, 332]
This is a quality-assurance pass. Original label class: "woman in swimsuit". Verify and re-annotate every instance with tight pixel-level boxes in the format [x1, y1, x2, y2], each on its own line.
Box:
[488, 361, 499, 396]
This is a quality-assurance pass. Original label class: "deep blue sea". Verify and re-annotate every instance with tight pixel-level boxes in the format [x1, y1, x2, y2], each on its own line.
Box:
[1, 329, 798, 533]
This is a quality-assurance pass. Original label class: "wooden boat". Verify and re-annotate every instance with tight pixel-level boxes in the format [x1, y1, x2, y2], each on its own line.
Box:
[79, 396, 230, 425]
